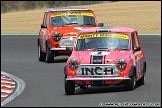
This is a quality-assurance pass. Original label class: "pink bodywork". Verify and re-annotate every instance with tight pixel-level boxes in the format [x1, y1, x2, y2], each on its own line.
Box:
[65, 26, 145, 86]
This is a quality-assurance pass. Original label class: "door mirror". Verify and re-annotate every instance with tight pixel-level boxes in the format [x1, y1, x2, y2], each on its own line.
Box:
[134, 46, 140, 51]
[41, 24, 47, 28]
[98, 23, 104, 27]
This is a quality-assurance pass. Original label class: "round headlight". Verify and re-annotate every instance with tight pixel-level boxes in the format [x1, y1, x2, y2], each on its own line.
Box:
[69, 59, 78, 69]
[53, 32, 61, 41]
[117, 58, 127, 69]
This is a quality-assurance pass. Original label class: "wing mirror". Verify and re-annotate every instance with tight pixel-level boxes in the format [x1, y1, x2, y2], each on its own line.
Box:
[41, 24, 47, 28]
[98, 23, 104, 27]
[134, 46, 141, 51]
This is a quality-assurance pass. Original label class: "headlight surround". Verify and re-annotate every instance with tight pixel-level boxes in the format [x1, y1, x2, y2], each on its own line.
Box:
[117, 58, 127, 69]
[69, 59, 78, 69]
[53, 32, 61, 41]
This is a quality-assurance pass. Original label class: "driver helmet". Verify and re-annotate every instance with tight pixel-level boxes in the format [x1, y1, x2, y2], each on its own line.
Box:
[85, 38, 96, 48]
[51, 16, 63, 25]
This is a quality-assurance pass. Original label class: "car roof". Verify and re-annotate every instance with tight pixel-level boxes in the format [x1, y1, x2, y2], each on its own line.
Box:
[46, 7, 92, 12]
[79, 26, 135, 34]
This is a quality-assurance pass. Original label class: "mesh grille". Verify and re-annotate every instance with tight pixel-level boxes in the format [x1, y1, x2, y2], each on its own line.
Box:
[59, 37, 76, 47]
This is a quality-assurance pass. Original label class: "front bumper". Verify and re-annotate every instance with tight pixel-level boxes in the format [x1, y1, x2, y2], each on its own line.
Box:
[66, 77, 131, 81]
[50, 48, 66, 50]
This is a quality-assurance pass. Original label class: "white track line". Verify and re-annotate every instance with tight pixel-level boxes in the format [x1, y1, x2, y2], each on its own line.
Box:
[1, 71, 26, 107]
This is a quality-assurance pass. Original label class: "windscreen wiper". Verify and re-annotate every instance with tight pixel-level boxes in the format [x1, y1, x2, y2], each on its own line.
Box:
[62, 22, 78, 27]
[86, 47, 110, 51]
[114, 48, 129, 50]
[80, 24, 96, 27]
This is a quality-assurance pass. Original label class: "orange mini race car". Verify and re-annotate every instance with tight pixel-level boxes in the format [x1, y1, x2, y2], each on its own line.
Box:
[37, 7, 104, 63]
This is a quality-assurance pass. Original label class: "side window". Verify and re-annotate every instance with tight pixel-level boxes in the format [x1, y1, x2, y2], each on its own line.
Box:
[134, 31, 139, 47]
[84, 16, 96, 25]
[132, 32, 139, 49]
[131, 32, 136, 49]
[43, 12, 48, 25]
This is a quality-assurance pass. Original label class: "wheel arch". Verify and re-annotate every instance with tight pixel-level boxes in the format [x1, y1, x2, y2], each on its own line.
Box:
[64, 66, 67, 75]
[129, 65, 136, 78]
[46, 39, 52, 49]
[37, 38, 40, 46]
[143, 60, 146, 74]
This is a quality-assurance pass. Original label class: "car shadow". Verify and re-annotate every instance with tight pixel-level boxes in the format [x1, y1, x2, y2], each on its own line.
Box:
[74, 85, 126, 95]
[40, 56, 69, 63]
[72, 84, 143, 95]
[53, 58, 68, 63]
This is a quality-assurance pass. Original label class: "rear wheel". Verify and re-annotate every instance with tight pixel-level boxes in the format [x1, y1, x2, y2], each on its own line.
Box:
[38, 41, 46, 61]
[45, 45, 54, 63]
[137, 73, 145, 85]
[137, 66, 146, 85]
[65, 76, 75, 95]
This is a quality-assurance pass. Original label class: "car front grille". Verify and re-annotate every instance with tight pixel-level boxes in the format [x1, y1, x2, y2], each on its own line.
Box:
[76, 64, 120, 76]
[59, 36, 76, 47]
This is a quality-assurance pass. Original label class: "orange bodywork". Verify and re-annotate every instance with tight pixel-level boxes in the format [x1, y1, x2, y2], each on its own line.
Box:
[38, 8, 103, 56]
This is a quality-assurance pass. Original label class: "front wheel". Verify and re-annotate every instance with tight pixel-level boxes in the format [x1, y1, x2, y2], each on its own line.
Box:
[45, 46, 54, 63]
[38, 41, 46, 61]
[65, 77, 75, 95]
[125, 72, 136, 91]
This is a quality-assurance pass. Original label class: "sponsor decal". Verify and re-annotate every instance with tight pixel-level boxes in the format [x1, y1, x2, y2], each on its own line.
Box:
[68, 32, 77, 36]
[80, 67, 113, 75]
[90, 51, 110, 56]
[78, 33, 129, 40]
[51, 12, 94, 17]
[74, 27, 85, 31]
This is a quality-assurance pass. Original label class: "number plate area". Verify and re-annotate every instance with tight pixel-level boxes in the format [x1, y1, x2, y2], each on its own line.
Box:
[76, 64, 120, 76]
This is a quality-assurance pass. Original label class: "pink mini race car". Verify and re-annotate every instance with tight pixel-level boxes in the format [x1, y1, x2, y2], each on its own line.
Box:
[64, 26, 146, 95]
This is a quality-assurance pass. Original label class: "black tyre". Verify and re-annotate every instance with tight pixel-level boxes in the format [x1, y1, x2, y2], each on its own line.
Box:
[137, 73, 145, 85]
[38, 41, 46, 61]
[65, 78, 75, 95]
[137, 66, 146, 85]
[125, 72, 136, 91]
[45, 45, 54, 63]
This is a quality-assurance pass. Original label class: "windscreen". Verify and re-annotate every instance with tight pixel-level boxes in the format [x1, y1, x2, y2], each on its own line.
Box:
[75, 32, 130, 51]
[50, 11, 96, 27]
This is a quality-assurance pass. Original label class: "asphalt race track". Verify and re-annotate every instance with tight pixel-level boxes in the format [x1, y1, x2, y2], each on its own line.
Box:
[1, 34, 161, 107]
